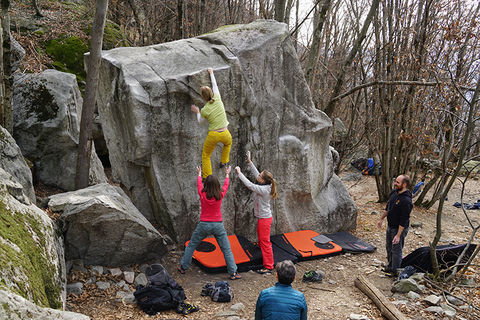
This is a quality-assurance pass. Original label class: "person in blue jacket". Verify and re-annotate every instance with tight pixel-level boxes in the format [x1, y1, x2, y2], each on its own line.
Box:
[255, 260, 307, 320]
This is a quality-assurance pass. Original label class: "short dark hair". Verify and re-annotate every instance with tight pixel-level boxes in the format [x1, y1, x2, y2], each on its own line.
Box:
[401, 175, 411, 189]
[276, 260, 296, 285]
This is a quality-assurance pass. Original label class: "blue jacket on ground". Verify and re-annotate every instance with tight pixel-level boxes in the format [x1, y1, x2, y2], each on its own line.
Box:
[255, 283, 308, 320]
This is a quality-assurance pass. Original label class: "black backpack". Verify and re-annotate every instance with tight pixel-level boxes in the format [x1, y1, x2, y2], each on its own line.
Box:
[134, 264, 186, 315]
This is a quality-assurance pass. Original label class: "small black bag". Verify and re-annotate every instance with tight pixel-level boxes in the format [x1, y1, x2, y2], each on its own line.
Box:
[201, 281, 233, 303]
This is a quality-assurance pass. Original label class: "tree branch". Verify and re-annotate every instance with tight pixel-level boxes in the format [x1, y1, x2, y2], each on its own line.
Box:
[330, 80, 477, 102]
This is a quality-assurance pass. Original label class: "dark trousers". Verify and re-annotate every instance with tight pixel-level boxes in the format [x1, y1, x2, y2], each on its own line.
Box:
[386, 226, 408, 272]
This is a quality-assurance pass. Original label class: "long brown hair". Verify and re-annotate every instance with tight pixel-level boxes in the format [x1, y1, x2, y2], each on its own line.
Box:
[261, 171, 278, 199]
[201, 86, 215, 104]
[202, 175, 222, 200]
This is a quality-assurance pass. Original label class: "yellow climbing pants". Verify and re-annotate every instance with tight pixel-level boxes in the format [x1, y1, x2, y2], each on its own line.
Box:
[202, 130, 232, 178]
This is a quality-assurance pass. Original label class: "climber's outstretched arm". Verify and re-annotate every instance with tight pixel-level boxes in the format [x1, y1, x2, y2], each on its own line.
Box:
[207, 68, 220, 97]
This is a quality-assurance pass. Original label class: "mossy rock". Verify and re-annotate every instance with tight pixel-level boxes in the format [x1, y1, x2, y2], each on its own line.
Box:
[86, 20, 129, 50]
[0, 196, 62, 309]
[45, 36, 88, 81]
[103, 20, 129, 49]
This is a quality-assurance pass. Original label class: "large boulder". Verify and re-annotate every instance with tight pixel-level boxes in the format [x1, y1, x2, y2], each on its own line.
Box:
[47, 183, 168, 266]
[12, 69, 107, 191]
[97, 20, 357, 242]
[0, 171, 66, 310]
[0, 126, 35, 203]
[0, 290, 90, 319]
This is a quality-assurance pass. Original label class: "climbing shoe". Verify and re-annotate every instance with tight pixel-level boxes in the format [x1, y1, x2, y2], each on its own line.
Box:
[176, 302, 200, 315]
[219, 162, 230, 169]
[302, 270, 324, 283]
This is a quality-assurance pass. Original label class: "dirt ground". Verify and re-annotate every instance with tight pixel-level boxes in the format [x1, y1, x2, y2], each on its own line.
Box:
[66, 173, 480, 320]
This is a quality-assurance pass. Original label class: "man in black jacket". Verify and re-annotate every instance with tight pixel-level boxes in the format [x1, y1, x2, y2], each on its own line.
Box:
[377, 175, 413, 276]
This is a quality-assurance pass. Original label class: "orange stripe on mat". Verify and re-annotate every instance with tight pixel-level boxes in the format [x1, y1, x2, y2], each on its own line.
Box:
[283, 230, 343, 258]
[185, 235, 250, 268]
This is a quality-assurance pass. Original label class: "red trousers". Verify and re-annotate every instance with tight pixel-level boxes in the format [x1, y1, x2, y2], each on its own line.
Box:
[257, 217, 274, 270]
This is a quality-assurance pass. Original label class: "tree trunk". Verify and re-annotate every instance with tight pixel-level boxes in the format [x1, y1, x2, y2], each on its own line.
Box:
[32, 0, 43, 17]
[75, 0, 109, 190]
[177, 0, 184, 39]
[304, 0, 332, 86]
[323, 0, 380, 117]
[0, 0, 12, 133]
[274, 0, 286, 22]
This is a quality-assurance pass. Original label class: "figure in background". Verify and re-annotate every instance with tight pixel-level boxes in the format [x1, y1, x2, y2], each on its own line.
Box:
[254, 260, 308, 320]
[377, 175, 413, 276]
[235, 151, 277, 274]
[191, 68, 232, 178]
[178, 166, 241, 280]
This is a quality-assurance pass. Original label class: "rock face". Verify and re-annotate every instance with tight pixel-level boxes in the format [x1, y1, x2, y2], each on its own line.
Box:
[48, 183, 168, 266]
[0, 290, 90, 320]
[97, 20, 357, 242]
[0, 126, 35, 203]
[0, 156, 66, 310]
[12, 69, 107, 191]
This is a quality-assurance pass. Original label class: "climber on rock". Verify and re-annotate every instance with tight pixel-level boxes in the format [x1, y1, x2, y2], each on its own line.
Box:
[235, 151, 278, 275]
[191, 68, 232, 178]
[178, 165, 242, 280]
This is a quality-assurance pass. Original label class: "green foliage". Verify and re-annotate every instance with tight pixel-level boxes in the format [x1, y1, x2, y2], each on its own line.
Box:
[102, 20, 129, 49]
[0, 198, 62, 309]
[45, 36, 88, 81]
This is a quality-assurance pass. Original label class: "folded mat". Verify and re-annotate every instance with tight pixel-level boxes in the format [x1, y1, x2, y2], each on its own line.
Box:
[322, 231, 376, 253]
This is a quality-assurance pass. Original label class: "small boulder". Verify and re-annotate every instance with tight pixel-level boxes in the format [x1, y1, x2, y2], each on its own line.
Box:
[124, 271, 135, 284]
[424, 306, 443, 314]
[407, 291, 421, 300]
[134, 273, 148, 287]
[230, 303, 245, 312]
[410, 273, 425, 281]
[96, 281, 111, 290]
[67, 282, 84, 295]
[446, 295, 464, 306]
[48, 183, 168, 266]
[91, 266, 104, 275]
[411, 222, 423, 228]
[109, 268, 122, 277]
[349, 314, 371, 320]
[116, 291, 136, 304]
[392, 278, 422, 293]
[423, 295, 441, 306]
[12, 69, 107, 191]
[441, 303, 456, 318]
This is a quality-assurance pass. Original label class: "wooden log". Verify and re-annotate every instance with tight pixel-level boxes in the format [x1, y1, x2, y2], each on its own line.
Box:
[354, 275, 409, 320]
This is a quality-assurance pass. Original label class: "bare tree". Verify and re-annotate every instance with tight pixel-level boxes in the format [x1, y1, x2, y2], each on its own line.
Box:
[304, 0, 332, 86]
[75, 0, 109, 189]
[274, 0, 286, 22]
[0, 0, 12, 132]
[32, 0, 43, 17]
[323, 0, 380, 117]
[430, 77, 480, 278]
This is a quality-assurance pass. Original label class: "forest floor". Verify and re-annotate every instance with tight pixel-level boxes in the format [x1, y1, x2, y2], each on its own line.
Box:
[65, 172, 480, 320]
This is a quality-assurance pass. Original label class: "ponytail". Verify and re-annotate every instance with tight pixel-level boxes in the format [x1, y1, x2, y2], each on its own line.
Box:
[201, 86, 215, 104]
[262, 171, 278, 199]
